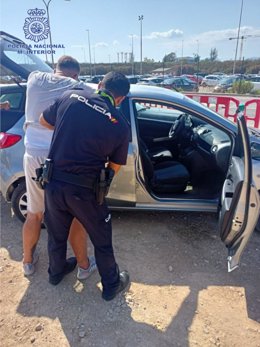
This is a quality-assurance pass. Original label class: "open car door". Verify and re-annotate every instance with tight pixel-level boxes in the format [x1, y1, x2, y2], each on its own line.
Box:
[219, 114, 260, 272]
[0, 31, 52, 81]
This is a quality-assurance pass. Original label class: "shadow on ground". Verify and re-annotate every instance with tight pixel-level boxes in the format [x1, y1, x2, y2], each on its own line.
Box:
[1, 199, 260, 346]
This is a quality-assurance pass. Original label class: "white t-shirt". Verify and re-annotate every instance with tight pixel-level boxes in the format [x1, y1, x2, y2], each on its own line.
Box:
[24, 71, 94, 155]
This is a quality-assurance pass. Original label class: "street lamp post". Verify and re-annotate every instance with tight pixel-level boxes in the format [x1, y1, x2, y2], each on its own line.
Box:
[138, 15, 144, 75]
[196, 40, 200, 87]
[180, 39, 184, 75]
[86, 29, 92, 77]
[92, 45, 96, 76]
[229, 34, 260, 70]
[81, 47, 87, 72]
[233, 0, 244, 74]
[42, 0, 54, 67]
[43, 39, 48, 63]
[131, 34, 134, 75]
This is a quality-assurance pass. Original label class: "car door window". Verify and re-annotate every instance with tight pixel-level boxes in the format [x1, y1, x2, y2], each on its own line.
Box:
[0, 87, 25, 132]
[134, 100, 182, 122]
[0, 92, 23, 109]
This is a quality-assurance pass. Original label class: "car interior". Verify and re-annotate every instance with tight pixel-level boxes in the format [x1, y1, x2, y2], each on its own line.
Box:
[131, 99, 232, 199]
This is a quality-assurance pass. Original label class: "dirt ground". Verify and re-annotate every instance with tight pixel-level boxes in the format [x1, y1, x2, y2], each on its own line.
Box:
[0, 197, 260, 347]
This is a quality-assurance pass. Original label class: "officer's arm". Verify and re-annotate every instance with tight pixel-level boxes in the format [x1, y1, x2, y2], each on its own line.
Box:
[39, 113, 54, 130]
[107, 161, 121, 175]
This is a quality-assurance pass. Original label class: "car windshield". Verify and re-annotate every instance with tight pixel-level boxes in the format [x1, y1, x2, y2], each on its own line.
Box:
[220, 77, 236, 84]
[183, 77, 194, 83]
[163, 78, 176, 84]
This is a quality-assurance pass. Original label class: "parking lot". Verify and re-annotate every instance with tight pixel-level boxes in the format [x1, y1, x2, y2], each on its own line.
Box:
[1, 197, 260, 347]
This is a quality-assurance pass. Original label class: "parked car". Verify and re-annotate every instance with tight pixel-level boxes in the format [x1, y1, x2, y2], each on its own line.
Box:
[212, 72, 226, 77]
[214, 75, 260, 93]
[192, 74, 204, 84]
[1, 32, 260, 272]
[247, 75, 260, 91]
[79, 75, 91, 82]
[181, 74, 198, 83]
[160, 77, 199, 92]
[247, 75, 260, 81]
[137, 76, 165, 86]
[213, 76, 240, 92]
[181, 74, 203, 85]
[126, 75, 139, 84]
[85, 75, 104, 84]
[201, 75, 222, 87]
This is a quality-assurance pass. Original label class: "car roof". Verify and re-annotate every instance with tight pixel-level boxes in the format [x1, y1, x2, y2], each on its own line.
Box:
[141, 76, 164, 80]
[128, 84, 185, 100]
[204, 75, 220, 78]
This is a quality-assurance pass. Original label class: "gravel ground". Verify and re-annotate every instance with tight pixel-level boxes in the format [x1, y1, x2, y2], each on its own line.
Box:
[0, 197, 260, 347]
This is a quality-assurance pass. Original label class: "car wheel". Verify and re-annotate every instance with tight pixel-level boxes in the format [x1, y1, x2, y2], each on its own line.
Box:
[11, 181, 27, 223]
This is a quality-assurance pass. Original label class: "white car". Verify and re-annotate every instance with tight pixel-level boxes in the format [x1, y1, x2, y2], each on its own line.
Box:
[248, 76, 260, 91]
[137, 76, 166, 86]
[201, 75, 222, 87]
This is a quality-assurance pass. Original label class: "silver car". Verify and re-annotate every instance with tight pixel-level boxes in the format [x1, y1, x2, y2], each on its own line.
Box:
[1, 32, 260, 272]
[201, 75, 222, 87]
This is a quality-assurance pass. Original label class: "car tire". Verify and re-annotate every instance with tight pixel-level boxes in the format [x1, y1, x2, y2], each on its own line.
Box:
[11, 181, 27, 223]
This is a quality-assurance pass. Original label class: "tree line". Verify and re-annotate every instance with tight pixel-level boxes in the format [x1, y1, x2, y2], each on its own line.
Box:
[78, 57, 260, 77]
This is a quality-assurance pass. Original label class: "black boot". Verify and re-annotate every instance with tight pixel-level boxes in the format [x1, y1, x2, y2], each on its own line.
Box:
[102, 271, 130, 301]
[49, 257, 77, 285]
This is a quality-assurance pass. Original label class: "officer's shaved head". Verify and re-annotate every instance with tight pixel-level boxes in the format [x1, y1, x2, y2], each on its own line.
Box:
[101, 72, 130, 98]
[55, 55, 80, 79]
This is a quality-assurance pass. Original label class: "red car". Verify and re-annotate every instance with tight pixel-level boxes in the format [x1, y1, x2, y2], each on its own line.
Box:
[181, 74, 203, 84]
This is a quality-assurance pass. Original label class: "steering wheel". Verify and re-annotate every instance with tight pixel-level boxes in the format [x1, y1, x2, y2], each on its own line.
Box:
[168, 114, 186, 140]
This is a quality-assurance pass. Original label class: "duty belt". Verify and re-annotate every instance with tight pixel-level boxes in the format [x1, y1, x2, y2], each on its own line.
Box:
[52, 169, 97, 189]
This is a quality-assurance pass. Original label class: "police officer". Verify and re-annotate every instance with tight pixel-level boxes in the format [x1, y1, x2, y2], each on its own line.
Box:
[39, 71, 130, 301]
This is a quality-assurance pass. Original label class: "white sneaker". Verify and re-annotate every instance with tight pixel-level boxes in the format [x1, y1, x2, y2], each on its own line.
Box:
[23, 250, 39, 276]
[77, 255, 97, 280]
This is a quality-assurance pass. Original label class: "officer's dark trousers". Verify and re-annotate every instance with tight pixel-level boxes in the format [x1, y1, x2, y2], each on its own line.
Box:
[44, 180, 120, 294]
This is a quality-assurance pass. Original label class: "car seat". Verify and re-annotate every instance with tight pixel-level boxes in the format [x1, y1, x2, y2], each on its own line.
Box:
[140, 139, 173, 164]
[139, 142, 190, 193]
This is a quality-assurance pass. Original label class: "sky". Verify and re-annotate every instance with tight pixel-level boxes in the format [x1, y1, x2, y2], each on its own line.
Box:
[1, 0, 260, 65]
